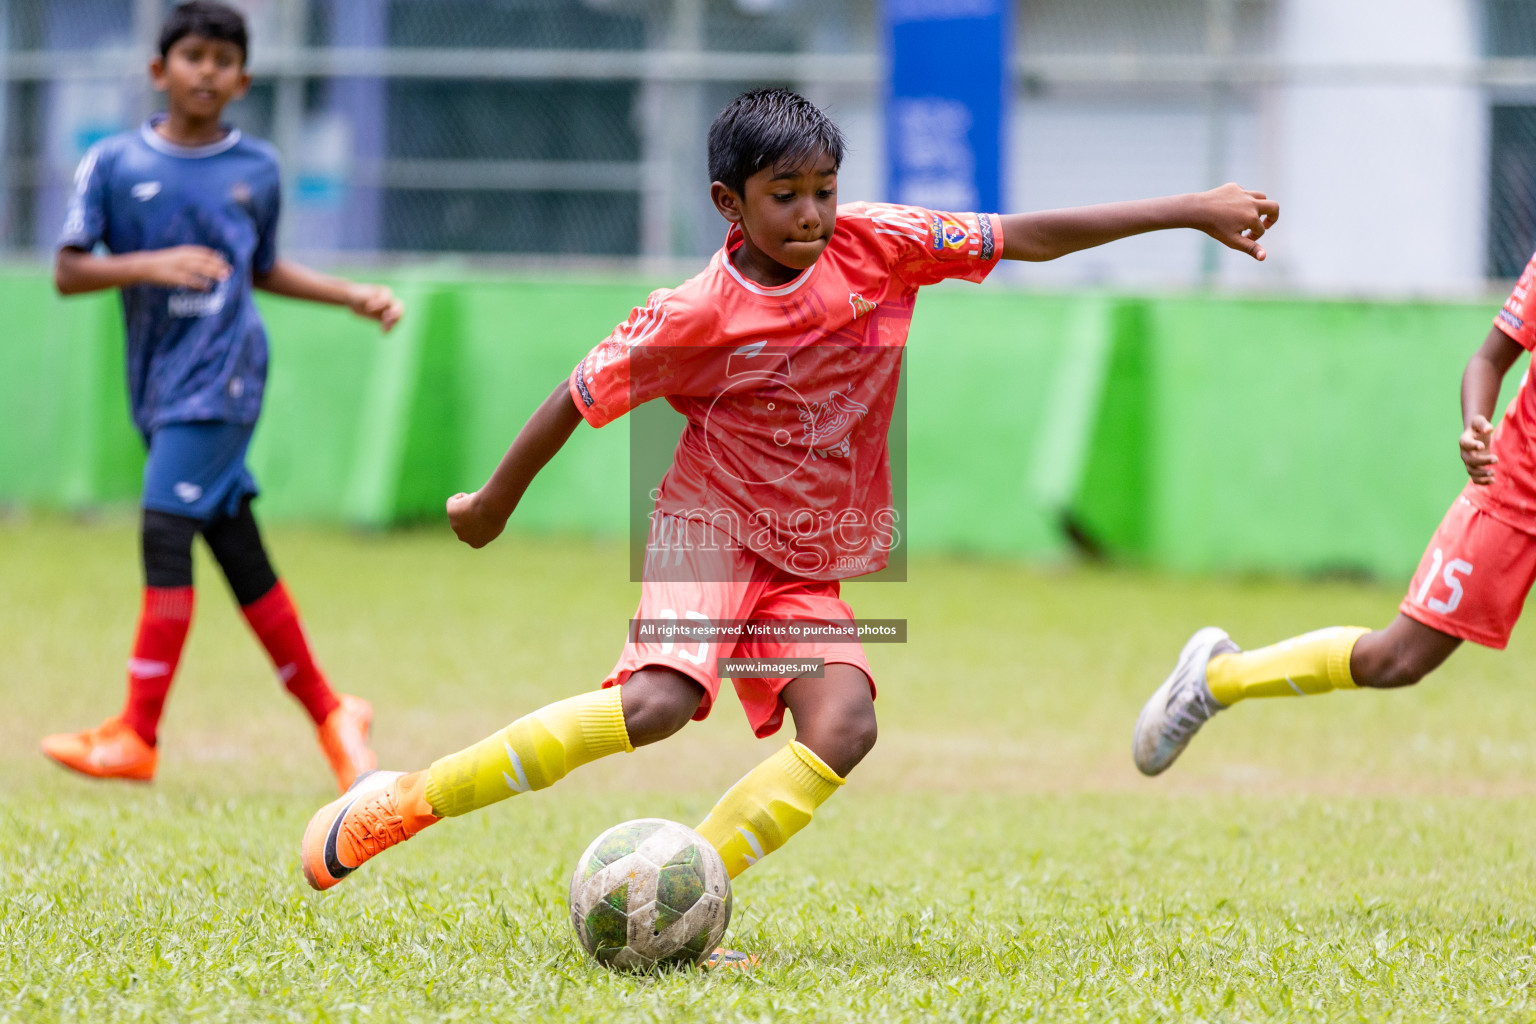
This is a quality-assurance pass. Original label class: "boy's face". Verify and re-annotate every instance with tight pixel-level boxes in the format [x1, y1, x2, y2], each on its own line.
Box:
[151, 34, 250, 120]
[712, 152, 839, 273]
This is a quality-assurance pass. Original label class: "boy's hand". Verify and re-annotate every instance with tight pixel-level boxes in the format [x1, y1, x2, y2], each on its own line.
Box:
[1194, 183, 1279, 261]
[140, 245, 231, 290]
[1460, 415, 1497, 485]
[348, 283, 404, 333]
[447, 490, 508, 549]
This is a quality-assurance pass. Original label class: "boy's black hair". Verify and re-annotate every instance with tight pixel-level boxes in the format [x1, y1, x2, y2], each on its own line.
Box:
[159, 0, 249, 63]
[708, 88, 845, 195]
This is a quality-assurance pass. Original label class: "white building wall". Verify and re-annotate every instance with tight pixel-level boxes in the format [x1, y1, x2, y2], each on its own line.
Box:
[992, 0, 1489, 296]
[1268, 0, 1486, 297]
[1004, 96, 1266, 290]
[1002, 0, 1275, 291]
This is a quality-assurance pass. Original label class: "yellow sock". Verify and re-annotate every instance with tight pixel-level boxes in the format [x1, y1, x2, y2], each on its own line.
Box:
[424, 687, 632, 817]
[1206, 626, 1369, 706]
[695, 741, 844, 879]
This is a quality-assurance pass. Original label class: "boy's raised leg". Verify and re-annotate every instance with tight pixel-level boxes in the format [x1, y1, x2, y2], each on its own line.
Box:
[1134, 617, 1459, 776]
[302, 683, 643, 890]
[1133, 625, 1358, 776]
[424, 686, 633, 816]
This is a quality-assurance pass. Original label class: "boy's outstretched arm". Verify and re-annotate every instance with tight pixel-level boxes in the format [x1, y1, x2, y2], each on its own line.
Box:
[447, 381, 585, 548]
[55, 244, 232, 295]
[1000, 183, 1279, 263]
[1460, 327, 1525, 485]
[254, 259, 404, 332]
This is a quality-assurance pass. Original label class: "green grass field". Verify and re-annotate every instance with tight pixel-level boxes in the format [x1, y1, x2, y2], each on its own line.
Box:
[6, 513, 1536, 1023]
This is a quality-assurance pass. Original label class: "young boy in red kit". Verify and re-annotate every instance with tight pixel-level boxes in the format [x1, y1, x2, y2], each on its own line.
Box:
[1134, 246, 1536, 777]
[300, 90, 1277, 956]
[40, 1, 403, 792]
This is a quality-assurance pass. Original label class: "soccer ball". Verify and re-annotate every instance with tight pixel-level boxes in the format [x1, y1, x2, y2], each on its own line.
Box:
[568, 818, 732, 971]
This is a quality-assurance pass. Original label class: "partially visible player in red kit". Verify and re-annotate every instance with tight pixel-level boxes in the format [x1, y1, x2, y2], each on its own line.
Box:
[1135, 250, 1536, 775]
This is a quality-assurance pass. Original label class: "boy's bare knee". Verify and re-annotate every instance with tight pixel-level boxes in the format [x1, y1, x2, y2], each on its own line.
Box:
[1352, 620, 1458, 689]
[1360, 650, 1428, 689]
[843, 705, 878, 765]
[1351, 641, 1408, 688]
[620, 668, 705, 746]
[795, 690, 878, 778]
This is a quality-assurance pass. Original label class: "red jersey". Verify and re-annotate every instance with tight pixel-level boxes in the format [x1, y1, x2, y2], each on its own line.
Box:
[1472, 251, 1536, 532]
[569, 202, 1004, 579]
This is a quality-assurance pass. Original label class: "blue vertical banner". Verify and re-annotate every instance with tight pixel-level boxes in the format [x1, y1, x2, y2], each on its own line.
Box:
[884, 0, 1009, 214]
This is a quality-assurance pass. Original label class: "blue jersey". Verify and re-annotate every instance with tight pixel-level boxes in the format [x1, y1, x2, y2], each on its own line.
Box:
[59, 117, 281, 436]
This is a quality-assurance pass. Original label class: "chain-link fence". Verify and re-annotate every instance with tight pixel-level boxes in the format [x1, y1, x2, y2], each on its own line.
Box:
[5, 0, 1536, 290]
[0, 0, 878, 263]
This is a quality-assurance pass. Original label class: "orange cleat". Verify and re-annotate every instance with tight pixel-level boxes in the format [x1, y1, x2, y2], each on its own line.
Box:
[703, 947, 760, 970]
[40, 717, 158, 782]
[301, 769, 439, 891]
[317, 694, 377, 793]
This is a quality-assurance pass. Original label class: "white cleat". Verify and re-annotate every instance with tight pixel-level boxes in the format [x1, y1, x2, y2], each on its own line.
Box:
[1133, 627, 1240, 776]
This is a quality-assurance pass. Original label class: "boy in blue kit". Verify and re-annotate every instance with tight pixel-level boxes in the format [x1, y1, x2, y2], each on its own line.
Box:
[40, 1, 403, 793]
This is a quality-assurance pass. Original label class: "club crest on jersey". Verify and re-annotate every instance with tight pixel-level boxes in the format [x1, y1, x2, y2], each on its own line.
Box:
[931, 213, 969, 251]
[848, 293, 878, 319]
[131, 181, 161, 202]
[229, 182, 252, 206]
[799, 388, 869, 459]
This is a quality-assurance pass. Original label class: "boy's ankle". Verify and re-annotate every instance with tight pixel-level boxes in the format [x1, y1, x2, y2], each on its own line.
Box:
[397, 771, 443, 832]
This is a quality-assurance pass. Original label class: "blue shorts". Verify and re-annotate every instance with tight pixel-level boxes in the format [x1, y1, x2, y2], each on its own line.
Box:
[142, 421, 259, 522]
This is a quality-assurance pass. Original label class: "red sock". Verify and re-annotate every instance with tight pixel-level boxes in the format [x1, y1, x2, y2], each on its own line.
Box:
[121, 587, 195, 747]
[241, 580, 340, 726]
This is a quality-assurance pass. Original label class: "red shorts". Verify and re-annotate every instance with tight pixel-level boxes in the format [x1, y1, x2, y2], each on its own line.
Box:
[1399, 494, 1536, 649]
[603, 516, 875, 738]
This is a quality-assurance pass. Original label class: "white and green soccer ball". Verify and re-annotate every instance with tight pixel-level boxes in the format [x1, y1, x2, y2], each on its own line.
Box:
[568, 818, 732, 971]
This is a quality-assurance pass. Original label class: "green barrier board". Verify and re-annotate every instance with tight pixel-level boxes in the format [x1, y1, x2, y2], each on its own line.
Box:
[0, 266, 1509, 579]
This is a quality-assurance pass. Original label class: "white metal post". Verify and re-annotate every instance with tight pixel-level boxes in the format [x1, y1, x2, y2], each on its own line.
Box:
[0, 0, 10, 249]
[133, 0, 161, 122]
[271, 0, 308, 254]
[1201, 0, 1235, 287]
